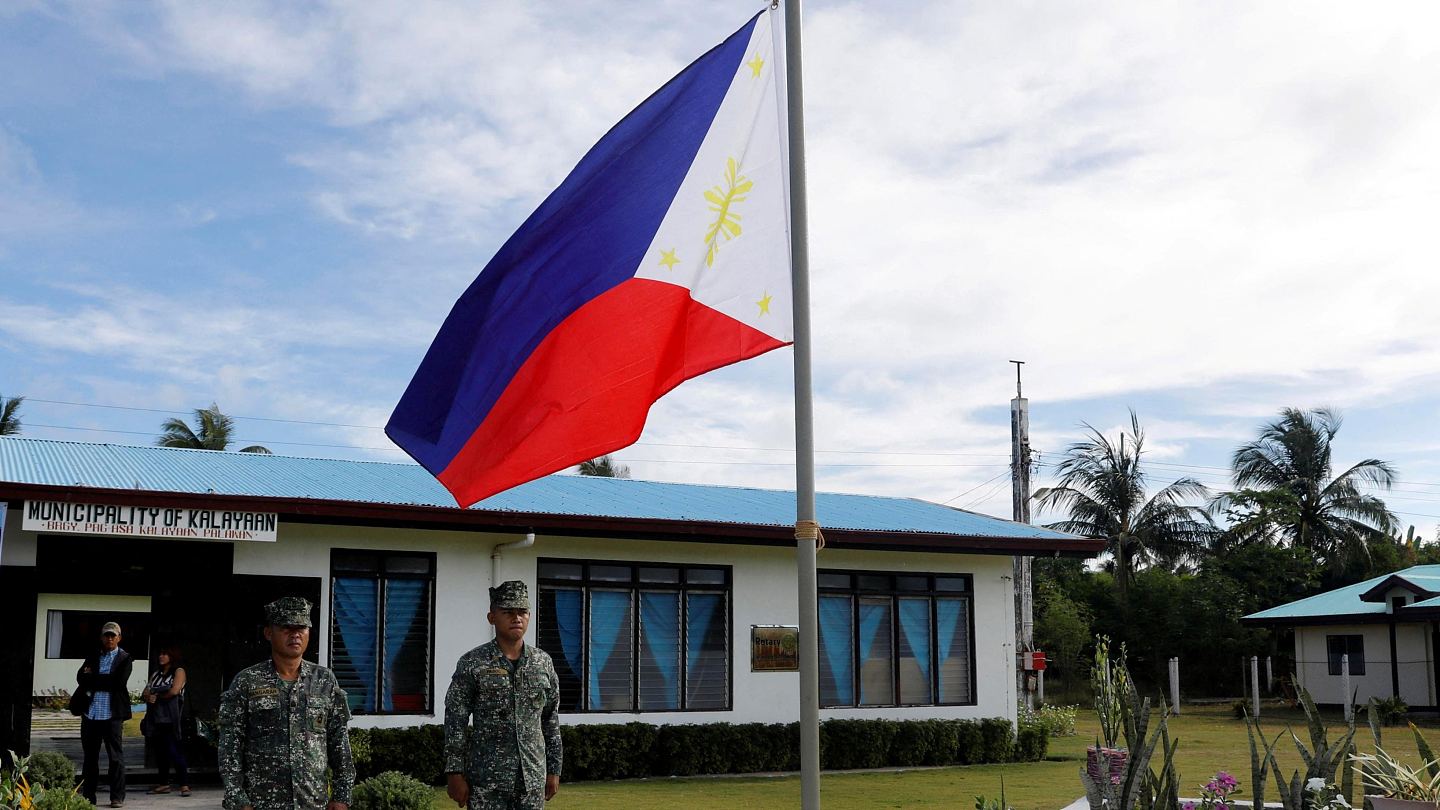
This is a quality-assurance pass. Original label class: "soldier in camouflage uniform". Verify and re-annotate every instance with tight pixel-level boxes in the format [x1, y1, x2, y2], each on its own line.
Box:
[444, 581, 562, 809]
[219, 597, 355, 810]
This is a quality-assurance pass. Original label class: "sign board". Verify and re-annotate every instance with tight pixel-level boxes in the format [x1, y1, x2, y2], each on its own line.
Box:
[22, 500, 278, 543]
[750, 624, 800, 672]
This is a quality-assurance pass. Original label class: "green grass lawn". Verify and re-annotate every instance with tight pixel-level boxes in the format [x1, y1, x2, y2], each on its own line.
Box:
[431, 704, 1440, 810]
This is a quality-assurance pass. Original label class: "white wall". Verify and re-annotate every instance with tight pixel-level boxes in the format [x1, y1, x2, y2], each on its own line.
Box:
[1295, 623, 1435, 707]
[1, 503, 38, 566]
[237, 525, 1019, 728]
[11, 510, 1022, 728]
[32, 593, 152, 697]
[492, 536, 1017, 727]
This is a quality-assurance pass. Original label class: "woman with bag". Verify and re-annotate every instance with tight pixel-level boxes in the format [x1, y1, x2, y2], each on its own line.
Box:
[141, 646, 190, 797]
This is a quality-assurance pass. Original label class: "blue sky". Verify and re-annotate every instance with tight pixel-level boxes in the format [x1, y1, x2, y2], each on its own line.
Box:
[4, 1, 1440, 533]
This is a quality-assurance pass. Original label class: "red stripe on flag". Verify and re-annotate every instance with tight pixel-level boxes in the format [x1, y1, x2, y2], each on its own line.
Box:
[437, 277, 788, 507]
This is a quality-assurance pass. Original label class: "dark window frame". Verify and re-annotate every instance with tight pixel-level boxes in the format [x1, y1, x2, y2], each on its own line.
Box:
[1326, 634, 1366, 676]
[44, 609, 152, 661]
[328, 549, 437, 716]
[818, 570, 977, 709]
[537, 558, 733, 714]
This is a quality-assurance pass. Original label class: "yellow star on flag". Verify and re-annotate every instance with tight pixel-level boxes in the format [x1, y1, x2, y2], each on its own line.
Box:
[756, 291, 773, 315]
[746, 53, 764, 78]
[658, 248, 680, 270]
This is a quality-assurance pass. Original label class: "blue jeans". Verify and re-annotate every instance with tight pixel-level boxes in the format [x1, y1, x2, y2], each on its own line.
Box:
[151, 723, 188, 786]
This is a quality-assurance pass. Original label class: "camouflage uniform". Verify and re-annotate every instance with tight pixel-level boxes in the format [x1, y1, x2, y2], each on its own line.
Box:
[444, 582, 562, 810]
[219, 598, 355, 810]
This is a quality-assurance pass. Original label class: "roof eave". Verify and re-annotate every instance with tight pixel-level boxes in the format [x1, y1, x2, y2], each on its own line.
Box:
[1241, 613, 1397, 627]
[1, 482, 1105, 556]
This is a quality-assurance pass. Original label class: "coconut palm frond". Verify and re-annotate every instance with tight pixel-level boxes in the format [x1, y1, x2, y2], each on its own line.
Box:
[0, 394, 23, 436]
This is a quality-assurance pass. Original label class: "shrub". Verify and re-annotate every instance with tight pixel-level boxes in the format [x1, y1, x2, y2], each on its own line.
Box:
[890, 720, 940, 767]
[1369, 696, 1408, 726]
[955, 720, 986, 764]
[26, 753, 75, 793]
[1015, 723, 1048, 762]
[922, 720, 959, 766]
[348, 728, 373, 778]
[359, 716, 1024, 784]
[821, 719, 895, 770]
[1035, 704, 1078, 737]
[351, 771, 432, 810]
[560, 722, 659, 781]
[366, 726, 444, 785]
[979, 718, 1014, 763]
[33, 788, 95, 810]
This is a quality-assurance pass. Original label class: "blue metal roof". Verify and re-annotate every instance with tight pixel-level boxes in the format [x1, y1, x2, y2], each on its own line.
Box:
[0, 436, 1077, 541]
[1244, 564, 1440, 622]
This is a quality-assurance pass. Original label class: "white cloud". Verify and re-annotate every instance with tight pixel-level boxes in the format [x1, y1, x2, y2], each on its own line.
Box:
[0, 126, 89, 242]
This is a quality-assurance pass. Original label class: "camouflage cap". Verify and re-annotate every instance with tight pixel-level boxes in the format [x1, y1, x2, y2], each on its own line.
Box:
[264, 596, 314, 627]
[489, 580, 530, 610]
[100, 621, 122, 636]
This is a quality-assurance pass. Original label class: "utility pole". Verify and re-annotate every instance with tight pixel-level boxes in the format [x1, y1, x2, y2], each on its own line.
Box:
[1010, 361, 1035, 709]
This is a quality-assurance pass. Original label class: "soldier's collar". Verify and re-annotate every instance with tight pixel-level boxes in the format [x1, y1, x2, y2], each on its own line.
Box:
[267, 657, 313, 679]
[488, 640, 529, 663]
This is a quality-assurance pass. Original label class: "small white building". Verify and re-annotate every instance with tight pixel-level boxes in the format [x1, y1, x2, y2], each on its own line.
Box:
[1243, 565, 1440, 708]
[0, 436, 1098, 755]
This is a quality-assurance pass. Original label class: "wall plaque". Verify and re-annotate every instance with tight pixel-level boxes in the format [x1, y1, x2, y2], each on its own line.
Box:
[750, 624, 800, 672]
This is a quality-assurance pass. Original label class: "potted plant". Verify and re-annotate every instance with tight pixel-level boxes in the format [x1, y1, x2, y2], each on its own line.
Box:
[1352, 748, 1440, 810]
[1086, 636, 1129, 784]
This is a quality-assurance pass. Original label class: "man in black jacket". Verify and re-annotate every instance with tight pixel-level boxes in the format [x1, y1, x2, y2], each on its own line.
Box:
[76, 621, 133, 808]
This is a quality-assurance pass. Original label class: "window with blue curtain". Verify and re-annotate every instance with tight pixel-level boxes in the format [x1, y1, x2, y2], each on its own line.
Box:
[818, 571, 974, 708]
[817, 595, 854, 706]
[936, 597, 971, 703]
[537, 560, 730, 712]
[639, 592, 680, 710]
[858, 597, 894, 706]
[537, 587, 585, 711]
[685, 592, 727, 709]
[897, 597, 933, 705]
[329, 551, 434, 715]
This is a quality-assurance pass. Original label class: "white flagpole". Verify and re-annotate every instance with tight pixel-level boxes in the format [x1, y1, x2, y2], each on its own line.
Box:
[782, 0, 822, 807]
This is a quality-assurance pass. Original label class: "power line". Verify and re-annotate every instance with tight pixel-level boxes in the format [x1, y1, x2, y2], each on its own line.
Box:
[19, 397, 1013, 457]
[24, 398, 380, 429]
[22, 423, 1013, 466]
[943, 471, 1010, 505]
[961, 475, 1013, 510]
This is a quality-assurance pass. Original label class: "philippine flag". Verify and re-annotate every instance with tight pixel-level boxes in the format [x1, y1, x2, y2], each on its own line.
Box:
[387, 9, 793, 507]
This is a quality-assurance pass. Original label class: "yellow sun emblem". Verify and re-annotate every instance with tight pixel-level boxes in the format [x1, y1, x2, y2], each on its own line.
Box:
[703, 157, 752, 268]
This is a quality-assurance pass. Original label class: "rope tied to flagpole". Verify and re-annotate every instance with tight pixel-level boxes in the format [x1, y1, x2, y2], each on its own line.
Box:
[795, 519, 825, 550]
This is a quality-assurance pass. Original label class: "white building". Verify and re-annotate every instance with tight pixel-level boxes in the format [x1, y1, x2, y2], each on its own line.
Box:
[1243, 565, 1440, 708]
[0, 436, 1098, 755]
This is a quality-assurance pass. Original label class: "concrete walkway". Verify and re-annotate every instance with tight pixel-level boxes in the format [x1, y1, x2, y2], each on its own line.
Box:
[110, 787, 223, 810]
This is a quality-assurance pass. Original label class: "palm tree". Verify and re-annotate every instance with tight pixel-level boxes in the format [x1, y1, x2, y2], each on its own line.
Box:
[1033, 411, 1215, 599]
[0, 393, 22, 436]
[157, 403, 270, 453]
[1223, 407, 1395, 565]
[577, 455, 630, 478]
